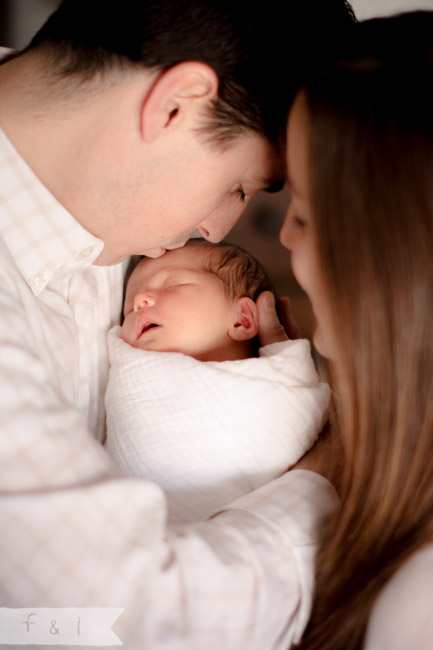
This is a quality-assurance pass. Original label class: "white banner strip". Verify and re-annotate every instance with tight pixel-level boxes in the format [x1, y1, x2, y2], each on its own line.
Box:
[0, 608, 124, 646]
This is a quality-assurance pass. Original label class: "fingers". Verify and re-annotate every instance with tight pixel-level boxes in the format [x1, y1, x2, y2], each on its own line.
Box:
[256, 291, 289, 347]
[277, 296, 300, 340]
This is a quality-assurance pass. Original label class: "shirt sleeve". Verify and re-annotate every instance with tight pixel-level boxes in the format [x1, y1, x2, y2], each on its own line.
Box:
[0, 472, 337, 650]
[0, 266, 337, 650]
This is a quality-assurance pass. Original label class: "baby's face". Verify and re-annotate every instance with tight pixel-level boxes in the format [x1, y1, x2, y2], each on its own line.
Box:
[121, 247, 238, 361]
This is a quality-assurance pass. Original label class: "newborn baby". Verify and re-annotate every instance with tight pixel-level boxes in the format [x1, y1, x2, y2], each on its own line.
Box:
[105, 239, 330, 523]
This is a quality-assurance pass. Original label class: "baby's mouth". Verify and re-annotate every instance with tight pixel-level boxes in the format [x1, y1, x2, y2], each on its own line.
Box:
[136, 315, 161, 340]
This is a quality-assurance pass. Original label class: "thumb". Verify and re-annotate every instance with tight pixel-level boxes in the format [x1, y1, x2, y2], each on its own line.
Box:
[256, 291, 289, 347]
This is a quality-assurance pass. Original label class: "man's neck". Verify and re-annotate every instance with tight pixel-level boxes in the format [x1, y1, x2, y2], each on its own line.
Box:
[0, 49, 157, 265]
[0, 49, 99, 230]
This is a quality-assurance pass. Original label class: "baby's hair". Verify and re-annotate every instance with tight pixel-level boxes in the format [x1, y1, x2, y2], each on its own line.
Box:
[183, 238, 276, 302]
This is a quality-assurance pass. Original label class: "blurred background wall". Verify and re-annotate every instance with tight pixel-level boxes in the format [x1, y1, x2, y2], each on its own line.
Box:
[2, 0, 433, 49]
[1, 0, 432, 340]
[0, 0, 60, 49]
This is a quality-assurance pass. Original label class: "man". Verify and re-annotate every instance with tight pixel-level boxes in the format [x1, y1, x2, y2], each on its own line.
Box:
[0, 1, 354, 648]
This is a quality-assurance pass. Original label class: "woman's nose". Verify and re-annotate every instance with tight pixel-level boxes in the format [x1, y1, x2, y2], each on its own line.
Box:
[133, 292, 156, 312]
[279, 208, 295, 251]
[279, 217, 291, 250]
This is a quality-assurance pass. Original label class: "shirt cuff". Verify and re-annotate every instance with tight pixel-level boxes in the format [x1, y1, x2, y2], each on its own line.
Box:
[210, 469, 338, 546]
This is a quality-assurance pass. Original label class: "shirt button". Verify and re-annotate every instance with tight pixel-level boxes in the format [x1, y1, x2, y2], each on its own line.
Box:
[79, 246, 94, 259]
[32, 273, 45, 288]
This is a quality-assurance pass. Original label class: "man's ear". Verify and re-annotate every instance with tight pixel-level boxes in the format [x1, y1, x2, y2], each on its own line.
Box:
[228, 297, 259, 342]
[141, 61, 219, 143]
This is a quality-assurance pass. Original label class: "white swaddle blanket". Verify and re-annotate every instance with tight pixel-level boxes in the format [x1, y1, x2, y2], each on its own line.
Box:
[105, 326, 330, 524]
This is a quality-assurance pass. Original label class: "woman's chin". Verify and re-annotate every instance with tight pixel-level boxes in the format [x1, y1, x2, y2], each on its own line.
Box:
[312, 325, 332, 360]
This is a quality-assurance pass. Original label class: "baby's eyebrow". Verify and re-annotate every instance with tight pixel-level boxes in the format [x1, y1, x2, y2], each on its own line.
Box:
[153, 265, 192, 273]
[135, 265, 200, 288]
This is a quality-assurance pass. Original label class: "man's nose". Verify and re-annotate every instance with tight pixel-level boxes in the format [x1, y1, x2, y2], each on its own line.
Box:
[133, 292, 156, 311]
[196, 207, 243, 243]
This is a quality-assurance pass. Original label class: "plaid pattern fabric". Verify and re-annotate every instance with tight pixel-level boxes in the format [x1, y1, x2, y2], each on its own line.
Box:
[0, 126, 338, 649]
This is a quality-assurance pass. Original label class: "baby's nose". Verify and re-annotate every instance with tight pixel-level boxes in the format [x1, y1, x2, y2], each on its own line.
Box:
[133, 292, 156, 311]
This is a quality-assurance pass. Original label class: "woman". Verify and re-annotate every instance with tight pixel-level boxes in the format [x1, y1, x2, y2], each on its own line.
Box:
[281, 12, 433, 650]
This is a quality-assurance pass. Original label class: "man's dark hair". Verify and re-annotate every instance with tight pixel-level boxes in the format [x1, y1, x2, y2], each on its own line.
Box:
[24, 0, 356, 148]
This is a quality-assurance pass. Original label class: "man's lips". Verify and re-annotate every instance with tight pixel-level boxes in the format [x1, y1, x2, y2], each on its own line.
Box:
[135, 313, 161, 340]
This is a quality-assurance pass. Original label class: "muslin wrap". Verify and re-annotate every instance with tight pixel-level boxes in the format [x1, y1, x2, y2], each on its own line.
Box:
[105, 326, 330, 523]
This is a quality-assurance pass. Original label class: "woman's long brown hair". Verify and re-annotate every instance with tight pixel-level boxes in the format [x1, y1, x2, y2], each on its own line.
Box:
[297, 13, 433, 650]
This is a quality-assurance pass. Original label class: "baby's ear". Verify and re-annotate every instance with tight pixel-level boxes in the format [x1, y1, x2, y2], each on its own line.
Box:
[228, 297, 259, 342]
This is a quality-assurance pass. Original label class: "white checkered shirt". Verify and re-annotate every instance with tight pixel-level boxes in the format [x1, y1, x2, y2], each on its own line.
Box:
[0, 125, 338, 649]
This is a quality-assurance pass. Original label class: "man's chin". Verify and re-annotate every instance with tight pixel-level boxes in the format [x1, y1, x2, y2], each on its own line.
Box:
[142, 248, 167, 258]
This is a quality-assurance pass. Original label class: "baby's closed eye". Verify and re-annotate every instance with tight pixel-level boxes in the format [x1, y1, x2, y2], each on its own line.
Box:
[163, 278, 187, 289]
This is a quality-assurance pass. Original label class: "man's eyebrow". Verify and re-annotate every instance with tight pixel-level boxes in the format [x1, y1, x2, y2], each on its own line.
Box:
[256, 176, 286, 194]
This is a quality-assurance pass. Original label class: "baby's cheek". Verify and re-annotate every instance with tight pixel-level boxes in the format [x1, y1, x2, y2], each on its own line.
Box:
[120, 317, 132, 343]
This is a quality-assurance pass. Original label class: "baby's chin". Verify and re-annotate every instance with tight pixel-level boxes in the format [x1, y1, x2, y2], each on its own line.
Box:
[119, 326, 130, 344]
[121, 335, 174, 355]
[118, 333, 200, 359]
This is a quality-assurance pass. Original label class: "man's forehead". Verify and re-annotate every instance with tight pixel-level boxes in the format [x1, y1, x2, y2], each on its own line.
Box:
[232, 132, 286, 190]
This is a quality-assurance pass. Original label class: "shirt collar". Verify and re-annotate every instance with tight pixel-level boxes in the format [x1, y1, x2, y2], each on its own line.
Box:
[0, 128, 104, 296]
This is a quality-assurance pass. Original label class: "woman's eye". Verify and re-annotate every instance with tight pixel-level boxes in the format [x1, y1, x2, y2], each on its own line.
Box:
[293, 215, 306, 229]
